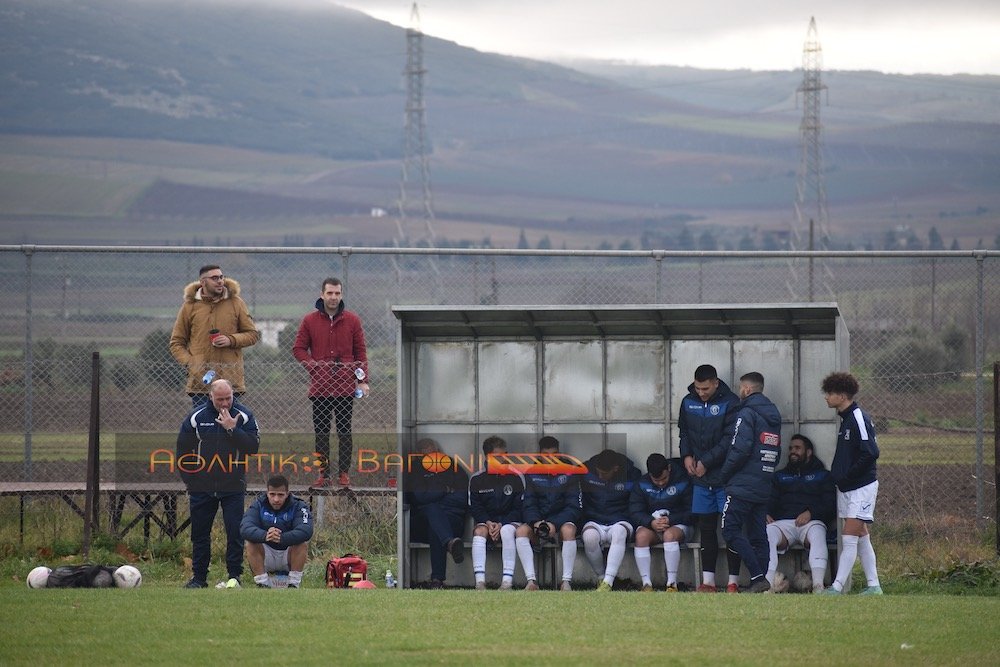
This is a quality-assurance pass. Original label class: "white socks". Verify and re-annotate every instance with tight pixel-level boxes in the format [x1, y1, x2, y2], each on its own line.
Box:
[634, 546, 652, 585]
[472, 535, 487, 583]
[561, 538, 577, 582]
[664, 541, 680, 586]
[515, 536, 536, 581]
[806, 524, 828, 589]
[582, 529, 604, 575]
[253, 573, 270, 587]
[500, 523, 517, 582]
[765, 524, 782, 585]
[288, 570, 303, 587]
[858, 534, 880, 587]
[832, 534, 859, 591]
[604, 525, 628, 585]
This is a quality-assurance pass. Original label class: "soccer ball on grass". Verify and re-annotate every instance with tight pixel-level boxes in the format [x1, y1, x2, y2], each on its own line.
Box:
[113, 565, 142, 589]
[26, 566, 51, 589]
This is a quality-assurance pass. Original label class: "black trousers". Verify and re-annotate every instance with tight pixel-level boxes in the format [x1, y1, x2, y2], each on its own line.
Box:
[310, 395, 355, 476]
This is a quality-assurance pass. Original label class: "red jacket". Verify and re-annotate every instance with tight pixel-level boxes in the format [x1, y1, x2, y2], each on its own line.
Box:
[292, 299, 368, 397]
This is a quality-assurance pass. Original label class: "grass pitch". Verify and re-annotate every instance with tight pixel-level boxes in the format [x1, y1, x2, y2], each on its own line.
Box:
[3, 586, 999, 665]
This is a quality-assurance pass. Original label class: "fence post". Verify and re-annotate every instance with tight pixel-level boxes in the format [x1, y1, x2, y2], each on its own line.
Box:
[83, 351, 101, 556]
[994, 361, 998, 556]
[975, 252, 985, 526]
[23, 247, 34, 480]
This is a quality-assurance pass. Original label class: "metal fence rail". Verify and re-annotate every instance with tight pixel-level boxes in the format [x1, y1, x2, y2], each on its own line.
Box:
[0, 245, 996, 555]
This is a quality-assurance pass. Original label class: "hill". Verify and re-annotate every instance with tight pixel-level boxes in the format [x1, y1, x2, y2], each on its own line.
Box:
[0, 0, 998, 248]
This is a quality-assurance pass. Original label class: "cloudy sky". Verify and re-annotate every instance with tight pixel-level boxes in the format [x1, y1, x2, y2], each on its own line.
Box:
[333, 0, 1000, 75]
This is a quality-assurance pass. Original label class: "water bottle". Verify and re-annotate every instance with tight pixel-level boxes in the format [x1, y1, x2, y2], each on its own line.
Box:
[353, 387, 365, 399]
[385, 569, 396, 588]
[202, 369, 216, 385]
[354, 367, 366, 381]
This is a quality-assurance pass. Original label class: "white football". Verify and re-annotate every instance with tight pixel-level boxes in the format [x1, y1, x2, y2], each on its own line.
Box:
[113, 565, 142, 589]
[772, 571, 789, 593]
[26, 566, 51, 589]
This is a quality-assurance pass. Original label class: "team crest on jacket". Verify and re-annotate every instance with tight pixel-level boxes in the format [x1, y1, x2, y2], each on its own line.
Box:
[710, 405, 721, 415]
[760, 432, 780, 447]
[667, 486, 677, 496]
[614, 482, 625, 491]
[503, 484, 513, 496]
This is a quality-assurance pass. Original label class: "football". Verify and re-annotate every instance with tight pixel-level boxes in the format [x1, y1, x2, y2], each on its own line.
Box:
[772, 571, 789, 593]
[113, 565, 142, 589]
[26, 566, 51, 589]
[791, 570, 814, 593]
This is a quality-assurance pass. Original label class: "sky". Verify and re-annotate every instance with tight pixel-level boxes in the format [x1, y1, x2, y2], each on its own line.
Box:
[332, 0, 1000, 75]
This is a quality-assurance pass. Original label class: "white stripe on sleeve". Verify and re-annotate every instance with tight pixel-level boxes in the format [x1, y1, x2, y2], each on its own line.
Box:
[852, 407, 870, 441]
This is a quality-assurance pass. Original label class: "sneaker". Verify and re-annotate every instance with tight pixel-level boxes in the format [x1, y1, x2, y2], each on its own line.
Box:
[696, 583, 717, 593]
[428, 579, 444, 589]
[860, 585, 884, 596]
[217, 577, 240, 589]
[338, 472, 351, 487]
[184, 578, 208, 589]
[726, 583, 740, 593]
[287, 583, 298, 589]
[310, 475, 332, 488]
[447, 537, 465, 564]
[820, 586, 842, 595]
[748, 577, 771, 594]
[596, 580, 612, 592]
[256, 583, 270, 589]
[499, 580, 513, 591]
[640, 583, 654, 593]
[524, 580, 539, 591]
[475, 581, 486, 591]
[813, 583, 826, 594]
[665, 584, 678, 592]
[559, 581, 572, 592]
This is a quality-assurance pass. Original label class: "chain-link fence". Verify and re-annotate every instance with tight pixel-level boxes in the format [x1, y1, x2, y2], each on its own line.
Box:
[0, 246, 996, 561]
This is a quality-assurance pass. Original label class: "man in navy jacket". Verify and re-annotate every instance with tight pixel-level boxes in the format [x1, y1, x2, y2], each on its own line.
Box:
[719, 371, 782, 593]
[679, 364, 742, 592]
[515, 436, 583, 591]
[469, 436, 524, 590]
[765, 433, 835, 592]
[629, 454, 694, 591]
[241, 474, 313, 588]
[578, 449, 641, 591]
[405, 438, 469, 588]
[176, 378, 260, 589]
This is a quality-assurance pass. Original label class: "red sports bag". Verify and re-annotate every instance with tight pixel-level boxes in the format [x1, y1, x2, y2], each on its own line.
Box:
[325, 554, 369, 588]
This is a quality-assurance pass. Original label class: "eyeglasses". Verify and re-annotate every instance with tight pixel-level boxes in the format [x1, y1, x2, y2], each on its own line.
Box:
[202, 274, 225, 281]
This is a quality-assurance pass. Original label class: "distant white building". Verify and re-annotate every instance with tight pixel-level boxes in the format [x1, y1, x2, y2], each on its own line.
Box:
[255, 319, 290, 348]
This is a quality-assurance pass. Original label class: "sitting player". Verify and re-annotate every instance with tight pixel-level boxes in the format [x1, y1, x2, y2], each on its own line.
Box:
[629, 453, 695, 592]
[515, 436, 583, 591]
[766, 434, 835, 593]
[575, 448, 641, 591]
[240, 473, 313, 588]
[469, 435, 524, 590]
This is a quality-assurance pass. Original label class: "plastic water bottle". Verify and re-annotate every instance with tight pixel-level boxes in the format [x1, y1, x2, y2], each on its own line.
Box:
[353, 387, 365, 399]
[354, 367, 366, 381]
[384, 570, 396, 588]
[202, 369, 216, 385]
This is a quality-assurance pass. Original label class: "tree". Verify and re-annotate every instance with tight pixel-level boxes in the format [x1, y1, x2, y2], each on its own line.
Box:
[138, 330, 186, 390]
[517, 229, 529, 250]
[950, 238, 961, 250]
[928, 226, 945, 250]
[698, 230, 718, 251]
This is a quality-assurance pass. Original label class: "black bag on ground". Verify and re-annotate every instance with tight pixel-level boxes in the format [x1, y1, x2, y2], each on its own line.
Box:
[46, 564, 118, 588]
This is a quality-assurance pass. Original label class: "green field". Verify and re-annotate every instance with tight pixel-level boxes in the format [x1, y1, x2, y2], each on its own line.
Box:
[2, 586, 999, 665]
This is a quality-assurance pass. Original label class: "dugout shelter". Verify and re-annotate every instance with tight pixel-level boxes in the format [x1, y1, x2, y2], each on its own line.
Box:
[393, 303, 849, 588]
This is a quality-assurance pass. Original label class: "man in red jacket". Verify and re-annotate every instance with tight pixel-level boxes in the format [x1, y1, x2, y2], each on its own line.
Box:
[292, 277, 369, 488]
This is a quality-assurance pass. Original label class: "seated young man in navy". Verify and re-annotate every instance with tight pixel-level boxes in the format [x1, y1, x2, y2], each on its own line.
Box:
[240, 473, 313, 588]
[405, 437, 469, 588]
[629, 453, 695, 592]
[766, 433, 835, 593]
[573, 448, 641, 592]
[515, 435, 583, 591]
[469, 435, 524, 590]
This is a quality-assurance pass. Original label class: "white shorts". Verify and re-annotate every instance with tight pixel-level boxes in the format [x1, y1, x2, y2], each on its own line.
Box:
[582, 520, 634, 544]
[837, 480, 878, 522]
[263, 543, 291, 572]
[768, 518, 828, 553]
[638, 523, 695, 544]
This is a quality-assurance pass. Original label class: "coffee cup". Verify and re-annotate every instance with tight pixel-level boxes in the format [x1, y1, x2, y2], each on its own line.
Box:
[209, 329, 221, 344]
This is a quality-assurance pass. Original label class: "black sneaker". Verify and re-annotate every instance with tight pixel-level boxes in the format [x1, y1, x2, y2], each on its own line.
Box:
[287, 583, 298, 588]
[447, 537, 465, 564]
[748, 577, 771, 593]
[184, 578, 208, 589]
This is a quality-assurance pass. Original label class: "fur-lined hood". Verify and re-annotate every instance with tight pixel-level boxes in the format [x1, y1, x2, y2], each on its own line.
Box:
[182, 278, 241, 303]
